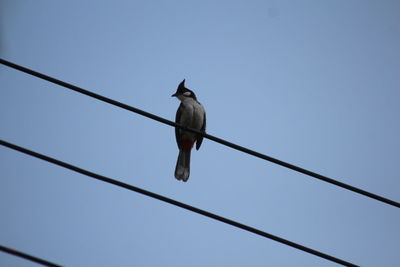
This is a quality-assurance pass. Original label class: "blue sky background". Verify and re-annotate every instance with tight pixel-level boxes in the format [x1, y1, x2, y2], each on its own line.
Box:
[1, 1, 399, 266]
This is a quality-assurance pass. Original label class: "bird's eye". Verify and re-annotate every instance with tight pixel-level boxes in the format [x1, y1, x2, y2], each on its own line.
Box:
[183, 92, 191, 96]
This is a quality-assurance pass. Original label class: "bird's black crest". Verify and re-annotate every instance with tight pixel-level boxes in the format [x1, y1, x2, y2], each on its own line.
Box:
[173, 79, 197, 100]
[178, 79, 186, 89]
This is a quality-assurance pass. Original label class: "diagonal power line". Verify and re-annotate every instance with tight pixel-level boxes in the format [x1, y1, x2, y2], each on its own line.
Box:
[0, 245, 62, 267]
[1, 58, 399, 209]
[0, 140, 358, 267]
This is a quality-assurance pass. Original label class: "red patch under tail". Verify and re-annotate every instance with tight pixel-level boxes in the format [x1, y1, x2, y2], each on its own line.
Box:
[181, 140, 194, 151]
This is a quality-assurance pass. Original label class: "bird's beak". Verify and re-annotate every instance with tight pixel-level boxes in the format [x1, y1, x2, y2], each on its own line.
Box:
[171, 93, 177, 97]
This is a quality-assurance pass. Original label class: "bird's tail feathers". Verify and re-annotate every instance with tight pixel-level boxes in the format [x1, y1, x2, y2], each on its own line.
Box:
[174, 150, 191, 182]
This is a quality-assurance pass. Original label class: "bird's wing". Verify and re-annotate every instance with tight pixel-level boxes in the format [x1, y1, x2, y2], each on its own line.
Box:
[196, 109, 206, 150]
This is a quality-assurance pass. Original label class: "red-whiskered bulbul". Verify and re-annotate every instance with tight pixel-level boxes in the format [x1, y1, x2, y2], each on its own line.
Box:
[172, 79, 206, 182]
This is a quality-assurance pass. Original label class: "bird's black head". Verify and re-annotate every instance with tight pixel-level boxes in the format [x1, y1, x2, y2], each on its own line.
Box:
[171, 79, 197, 100]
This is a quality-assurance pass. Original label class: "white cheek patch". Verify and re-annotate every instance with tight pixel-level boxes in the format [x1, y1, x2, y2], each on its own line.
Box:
[183, 92, 191, 97]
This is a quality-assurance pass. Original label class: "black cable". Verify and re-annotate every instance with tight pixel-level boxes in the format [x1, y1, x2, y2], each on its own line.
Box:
[1, 58, 399, 209]
[0, 245, 62, 267]
[1, 140, 358, 267]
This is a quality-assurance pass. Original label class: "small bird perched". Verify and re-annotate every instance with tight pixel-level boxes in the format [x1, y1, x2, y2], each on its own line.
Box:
[172, 79, 206, 182]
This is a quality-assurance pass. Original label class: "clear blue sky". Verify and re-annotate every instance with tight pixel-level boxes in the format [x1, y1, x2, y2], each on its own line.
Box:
[1, 1, 399, 266]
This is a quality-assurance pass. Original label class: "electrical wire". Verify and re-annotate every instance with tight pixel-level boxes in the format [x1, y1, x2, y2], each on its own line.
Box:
[1, 58, 398, 209]
[1, 139, 358, 267]
[0, 245, 62, 267]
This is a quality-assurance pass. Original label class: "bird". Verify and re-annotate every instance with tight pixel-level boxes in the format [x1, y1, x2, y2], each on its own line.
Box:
[172, 79, 206, 182]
